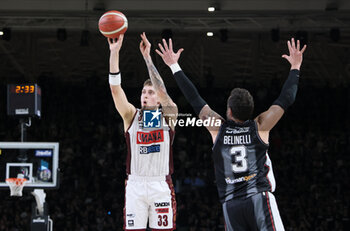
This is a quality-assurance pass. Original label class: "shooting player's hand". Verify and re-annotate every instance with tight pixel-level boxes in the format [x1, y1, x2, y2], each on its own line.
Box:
[156, 38, 184, 67]
[282, 38, 307, 70]
[108, 34, 124, 54]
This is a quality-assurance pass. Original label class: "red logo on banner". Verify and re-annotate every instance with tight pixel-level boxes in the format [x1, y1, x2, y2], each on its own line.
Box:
[137, 130, 164, 144]
[156, 208, 169, 214]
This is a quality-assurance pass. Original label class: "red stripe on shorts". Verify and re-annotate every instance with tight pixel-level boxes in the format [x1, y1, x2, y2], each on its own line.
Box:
[266, 192, 276, 231]
[166, 175, 176, 230]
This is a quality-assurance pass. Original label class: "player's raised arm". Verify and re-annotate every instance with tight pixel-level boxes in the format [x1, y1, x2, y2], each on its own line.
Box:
[255, 38, 307, 138]
[156, 38, 224, 141]
[139, 32, 178, 130]
[108, 34, 136, 131]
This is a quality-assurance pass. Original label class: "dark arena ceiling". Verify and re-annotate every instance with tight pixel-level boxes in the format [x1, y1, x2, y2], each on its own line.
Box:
[0, 0, 350, 87]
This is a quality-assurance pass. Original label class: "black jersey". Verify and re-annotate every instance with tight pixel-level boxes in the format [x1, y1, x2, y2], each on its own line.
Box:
[212, 119, 276, 203]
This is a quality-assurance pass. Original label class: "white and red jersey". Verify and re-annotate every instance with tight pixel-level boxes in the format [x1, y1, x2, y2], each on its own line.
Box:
[125, 109, 175, 177]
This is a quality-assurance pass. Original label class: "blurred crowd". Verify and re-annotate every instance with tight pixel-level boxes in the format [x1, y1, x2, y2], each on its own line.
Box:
[0, 74, 349, 230]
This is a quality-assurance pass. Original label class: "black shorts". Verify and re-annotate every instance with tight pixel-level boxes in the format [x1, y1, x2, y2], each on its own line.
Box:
[222, 192, 284, 231]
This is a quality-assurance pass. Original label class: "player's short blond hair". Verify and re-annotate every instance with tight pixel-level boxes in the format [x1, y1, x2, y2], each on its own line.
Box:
[143, 79, 153, 87]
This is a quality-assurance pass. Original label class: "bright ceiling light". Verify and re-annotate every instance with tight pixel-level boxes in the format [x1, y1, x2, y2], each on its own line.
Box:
[208, 7, 215, 12]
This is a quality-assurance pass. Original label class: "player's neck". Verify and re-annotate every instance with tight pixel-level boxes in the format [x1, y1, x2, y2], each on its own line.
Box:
[229, 117, 245, 124]
[140, 106, 161, 119]
[141, 105, 160, 111]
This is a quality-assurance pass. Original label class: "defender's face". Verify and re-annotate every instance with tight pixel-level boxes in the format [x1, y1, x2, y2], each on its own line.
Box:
[141, 85, 160, 109]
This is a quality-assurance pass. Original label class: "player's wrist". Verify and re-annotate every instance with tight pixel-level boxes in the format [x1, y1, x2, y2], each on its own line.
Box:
[170, 63, 182, 74]
[290, 64, 301, 70]
[110, 49, 120, 56]
[142, 53, 151, 58]
[109, 72, 121, 85]
[143, 55, 152, 62]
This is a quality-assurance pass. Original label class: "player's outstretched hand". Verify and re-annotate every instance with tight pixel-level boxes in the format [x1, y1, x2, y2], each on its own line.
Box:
[139, 32, 151, 60]
[282, 38, 307, 70]
[156, 38, 184, 67]
[108, 34, 124, 53]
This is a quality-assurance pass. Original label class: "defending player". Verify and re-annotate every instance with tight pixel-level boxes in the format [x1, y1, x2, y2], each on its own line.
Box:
[108, 33, 177, 230]
[156, 38, 306, 230]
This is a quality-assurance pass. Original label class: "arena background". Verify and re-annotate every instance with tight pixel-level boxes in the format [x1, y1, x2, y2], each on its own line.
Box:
[0, 0, 349, 230]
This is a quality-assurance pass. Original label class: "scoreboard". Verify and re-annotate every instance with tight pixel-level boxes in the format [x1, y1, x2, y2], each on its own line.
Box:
[7, 84, 41, 118]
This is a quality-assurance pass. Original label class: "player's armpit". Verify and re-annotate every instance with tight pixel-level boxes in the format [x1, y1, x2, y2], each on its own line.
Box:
[255, 105, 284, 132]
[110, 85, 136, 131]
[199, 105, 224, 142]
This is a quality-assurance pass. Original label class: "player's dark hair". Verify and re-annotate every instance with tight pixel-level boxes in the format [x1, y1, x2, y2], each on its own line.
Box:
[143, 79, 153, 87]
[227, 88, 254, 121]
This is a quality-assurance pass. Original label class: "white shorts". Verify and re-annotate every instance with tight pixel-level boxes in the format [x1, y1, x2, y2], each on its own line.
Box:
[124, 175, 176, 230]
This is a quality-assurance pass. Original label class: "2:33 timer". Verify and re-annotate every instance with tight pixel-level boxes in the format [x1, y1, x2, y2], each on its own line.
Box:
[15, 85, 35, 94]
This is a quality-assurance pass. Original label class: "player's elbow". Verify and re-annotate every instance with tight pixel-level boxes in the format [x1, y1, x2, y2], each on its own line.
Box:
[273, 90, 297, 111]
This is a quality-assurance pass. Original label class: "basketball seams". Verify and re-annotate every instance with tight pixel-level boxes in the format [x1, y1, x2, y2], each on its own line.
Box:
[100, 24, 128, 35]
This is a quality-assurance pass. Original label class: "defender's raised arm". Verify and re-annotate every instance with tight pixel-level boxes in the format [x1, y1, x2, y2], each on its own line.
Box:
[255, 38, 307, 142]
[156, 38, 223, 141]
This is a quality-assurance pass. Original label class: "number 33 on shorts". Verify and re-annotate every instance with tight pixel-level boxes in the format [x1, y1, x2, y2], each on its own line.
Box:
[124, 178, 175, 230]
[158, 214, 168, 226]
[152, 200, 173, 229]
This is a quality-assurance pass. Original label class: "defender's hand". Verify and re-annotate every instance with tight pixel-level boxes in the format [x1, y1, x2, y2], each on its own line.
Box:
[156, 38, 184, 67]
[139, 32, 151, 59]
[108, 34, 124, 53]
[282, 38, 307, 70]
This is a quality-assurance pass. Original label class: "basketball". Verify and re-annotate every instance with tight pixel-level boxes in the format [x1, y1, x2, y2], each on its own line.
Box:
[98, 10, 128, 38]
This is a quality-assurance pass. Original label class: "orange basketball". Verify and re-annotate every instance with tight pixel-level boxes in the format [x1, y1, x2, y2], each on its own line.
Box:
[98, 10, 128, 38]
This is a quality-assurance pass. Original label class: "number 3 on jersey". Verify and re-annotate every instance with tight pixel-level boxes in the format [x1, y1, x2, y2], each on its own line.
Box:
[230, 146, 248, 173]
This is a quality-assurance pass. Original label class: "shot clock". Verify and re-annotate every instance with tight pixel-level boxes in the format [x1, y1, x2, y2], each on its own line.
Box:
[7, 84, 41, 118]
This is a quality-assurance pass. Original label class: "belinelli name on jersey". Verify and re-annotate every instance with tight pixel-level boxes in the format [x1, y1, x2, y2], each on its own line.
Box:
[223, 135, 252, 145]
[136, 130, 164, 144]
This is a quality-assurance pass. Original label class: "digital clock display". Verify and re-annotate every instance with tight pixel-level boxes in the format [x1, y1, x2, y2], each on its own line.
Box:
[7, 83, 42, 118]
[12, 85, 35, 94]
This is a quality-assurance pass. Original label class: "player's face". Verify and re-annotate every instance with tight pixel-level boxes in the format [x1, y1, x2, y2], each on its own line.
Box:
[141, 85, 160, 109]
